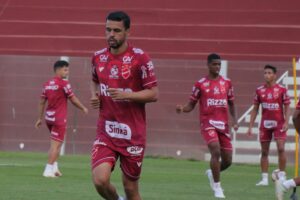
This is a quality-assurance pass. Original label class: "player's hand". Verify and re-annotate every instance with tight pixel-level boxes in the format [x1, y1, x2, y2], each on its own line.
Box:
[83, 107, 89, 114]
[246, 127, 253, 137]
[282, 122, 289, 132]
[232, 123, 239, 132]
[176, 104, 184, 113]
[35, 119, 42, 129]
[107, 88, 128, 100]
[90, 97, 100, 109]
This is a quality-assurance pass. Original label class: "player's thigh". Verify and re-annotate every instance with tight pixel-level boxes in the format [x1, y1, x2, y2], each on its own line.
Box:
[274, 128, 287, 142]
[119, 146, 145, 181]
[91, 144, 117, 182]
[49, 124, 66, 143]
[202, 128, 219, 148]
[259, 129, 272, 143]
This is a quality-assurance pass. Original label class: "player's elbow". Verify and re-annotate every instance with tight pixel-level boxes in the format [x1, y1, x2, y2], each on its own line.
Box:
[149, 87, 159, 102]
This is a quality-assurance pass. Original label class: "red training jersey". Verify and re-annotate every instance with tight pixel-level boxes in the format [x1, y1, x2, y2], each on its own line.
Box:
[254, 84, 290, 129]
[190, 76, 234, 132]
[91, 46, 157, 146]
[41, 76, 74, 125]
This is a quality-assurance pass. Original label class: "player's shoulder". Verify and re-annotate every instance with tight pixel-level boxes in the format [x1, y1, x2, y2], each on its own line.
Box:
[197, 77, 207, 84]
[220, 76, 232, 83]
[93, 48, 108, 57]
[276, 84, 287, 90]
[256, 85, 266, 92]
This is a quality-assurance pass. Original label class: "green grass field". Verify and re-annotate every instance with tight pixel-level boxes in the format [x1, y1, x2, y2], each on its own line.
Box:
[0, 151, 296, 200]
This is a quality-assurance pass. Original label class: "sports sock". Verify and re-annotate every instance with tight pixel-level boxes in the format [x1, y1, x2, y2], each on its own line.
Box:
[45, 164, 53, 171]
[262, 173, 268, 181]
[283, 179, 296, 190]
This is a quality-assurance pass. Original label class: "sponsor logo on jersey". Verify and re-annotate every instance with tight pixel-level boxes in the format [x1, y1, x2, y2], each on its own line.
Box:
[141, 65, 147, 79]
[93, 139, 107, 146]
[127, 146, 144, 155]
[262, 103, 279, 110]
[45, 116, 55, 122]
[109, 65, 119, 79]
[51, 131, 59, 136]
[45, 85, 59, 90]
[100, 83, 133, 97]
[207, 99, 227, 107]
[121, 64, 131, 79]
[132, 48, 144, 55]
[209, 120, 225, 130]
[123, 56, 133, 64]
[263, 120, 278, 129]
[220, 80, 225, 85]
[99, 67, 104, 72]
[99, 54, 108, 62]
[105, 120, 132, 140]
[203, 82, 210, 87]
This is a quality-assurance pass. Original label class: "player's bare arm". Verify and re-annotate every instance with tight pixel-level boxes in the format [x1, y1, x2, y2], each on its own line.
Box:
[247, 104, 259, 136]
[292, 109, 300, 133]
[90, 80, 100, 109]
[69, 96, 88, 114]
[35, 98, 47, 129]
[176, 101, 197, 113]
[282, 104, 290, 131]
[228, 100, 239, 131]
[107, 87, 158, 103]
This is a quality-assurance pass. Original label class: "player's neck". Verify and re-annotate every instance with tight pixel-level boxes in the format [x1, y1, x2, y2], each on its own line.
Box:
[110, 42, 128, 55]
[266, 81, 275, 87]
[207, 74, 220, 80]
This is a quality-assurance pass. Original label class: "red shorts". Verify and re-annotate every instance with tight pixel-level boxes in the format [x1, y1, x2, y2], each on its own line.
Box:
[91, 139, 145, 180]
[201, 127, 232, 151]
[259, 128, 287, 142]
[46, 123, 66, 142]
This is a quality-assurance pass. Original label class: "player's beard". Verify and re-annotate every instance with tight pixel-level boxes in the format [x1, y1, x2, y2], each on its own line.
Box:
[108, 37, 125, 49]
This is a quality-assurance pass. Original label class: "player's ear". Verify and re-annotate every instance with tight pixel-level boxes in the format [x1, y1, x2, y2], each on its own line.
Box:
[125, 28, 130, 37]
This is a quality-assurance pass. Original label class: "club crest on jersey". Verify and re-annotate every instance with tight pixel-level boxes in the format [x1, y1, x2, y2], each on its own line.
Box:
[109, 65, 119, 79]
[214, 87, 220, 94]
[121, 64, 131, 79]
[267, 93, 273, 99]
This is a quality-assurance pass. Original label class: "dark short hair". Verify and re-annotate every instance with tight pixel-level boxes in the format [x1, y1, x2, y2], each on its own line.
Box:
[264, 64, 277, 73]
[54, 60, 69, 71]
[207, 53, 221, 63]
[106, 11, 130, 30]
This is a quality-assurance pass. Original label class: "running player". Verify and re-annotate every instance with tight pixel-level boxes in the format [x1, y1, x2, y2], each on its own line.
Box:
[90, 11, 158, 200]
[247, 65, 290, 186]
[275, 98, 300, 200]
[176, 53, 238, 198]
[35, 60, 88, 177]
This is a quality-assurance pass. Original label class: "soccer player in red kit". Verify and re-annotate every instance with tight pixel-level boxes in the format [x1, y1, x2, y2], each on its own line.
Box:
[35, 60, 88, 177]
[176, 53, 238, 199]
[247, 65, 290, 187]
[275, 99, 300, 200]
[90, 11, 158, 200]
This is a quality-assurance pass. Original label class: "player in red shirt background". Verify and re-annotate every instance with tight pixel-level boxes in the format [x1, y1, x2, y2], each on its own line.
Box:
[176, 53, 238, 199]
[247, 65, 290, 186]
[35, 60, 88, 178]
[90, 11, 158, 200]
[275, 99, 300, 200]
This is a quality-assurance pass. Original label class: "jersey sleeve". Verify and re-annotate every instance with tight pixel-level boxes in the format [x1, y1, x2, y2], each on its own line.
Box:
[138, 53, 157, 89]
[40, 86, 47, 99]
[189, 82, 201, 103]
[227, 80, 234, 101]
[282, 87, 291, 105]
[63, 81, 74, 98]
[91, 56, 99, 83]
[253, 89, 260, 105]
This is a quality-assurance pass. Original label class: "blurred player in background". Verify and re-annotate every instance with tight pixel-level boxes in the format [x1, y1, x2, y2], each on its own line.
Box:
[275, 98, 300, 200]
[247, 65, 290, 186]
[90, 11, 158, 200]
[35, 60, 88, 177]
[176, 53, 238, 199]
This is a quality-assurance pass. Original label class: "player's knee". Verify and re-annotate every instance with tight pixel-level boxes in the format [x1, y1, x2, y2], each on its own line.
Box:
[92, 175, 110, 190]
[277, 146, 285, 155]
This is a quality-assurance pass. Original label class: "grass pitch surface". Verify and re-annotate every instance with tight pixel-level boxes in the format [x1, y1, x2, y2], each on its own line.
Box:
[0, 152, 295, 199]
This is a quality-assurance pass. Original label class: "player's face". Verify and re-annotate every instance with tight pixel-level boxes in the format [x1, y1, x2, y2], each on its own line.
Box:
[208, 59, 221, 76]
[264, 68, 276, 83]
[105, 20, 129, 49]
[56, 66, 69, 79]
